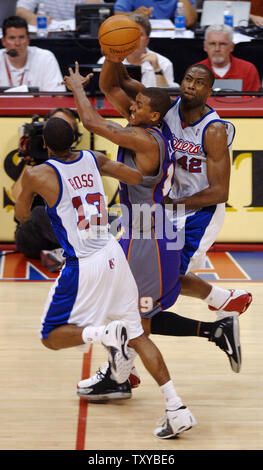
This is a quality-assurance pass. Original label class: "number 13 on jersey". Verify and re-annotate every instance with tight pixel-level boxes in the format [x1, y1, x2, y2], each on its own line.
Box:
[72, 192, 108, 230]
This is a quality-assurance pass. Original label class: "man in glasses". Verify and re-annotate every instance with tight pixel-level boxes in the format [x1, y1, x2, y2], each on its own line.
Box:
[198, 24, 261, 92]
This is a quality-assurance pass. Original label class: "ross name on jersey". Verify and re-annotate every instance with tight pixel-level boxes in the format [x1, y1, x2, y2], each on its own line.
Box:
[67, 173, 94, 190]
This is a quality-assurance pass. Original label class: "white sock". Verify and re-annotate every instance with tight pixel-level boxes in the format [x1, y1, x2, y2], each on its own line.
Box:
[203, 285, 230, 309]
[160, 380, 183, 410]
[82, 325, 105, 344]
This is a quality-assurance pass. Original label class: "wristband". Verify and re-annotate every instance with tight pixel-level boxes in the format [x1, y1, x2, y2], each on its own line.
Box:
[155, 69, 163, 75]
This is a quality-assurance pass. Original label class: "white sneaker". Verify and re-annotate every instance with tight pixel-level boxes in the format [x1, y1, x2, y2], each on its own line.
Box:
[78, 362, 108, 389]
[154, 406, 197, 439]
[209, 289, 252, 320]
[101, 321, 135, 384]
[40, 248, 65, 272]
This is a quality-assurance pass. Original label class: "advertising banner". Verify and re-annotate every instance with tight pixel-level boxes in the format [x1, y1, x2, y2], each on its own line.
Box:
[0, 116, 262, 242]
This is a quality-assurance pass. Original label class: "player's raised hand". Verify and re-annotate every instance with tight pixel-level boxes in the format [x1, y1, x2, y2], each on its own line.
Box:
[63, 61, 93, 90]
[101, 48, 124, 63]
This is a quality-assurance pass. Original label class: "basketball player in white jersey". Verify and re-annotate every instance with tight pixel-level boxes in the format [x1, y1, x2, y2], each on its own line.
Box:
[98, 58, 252, 321]
[14, 115, 198, 439]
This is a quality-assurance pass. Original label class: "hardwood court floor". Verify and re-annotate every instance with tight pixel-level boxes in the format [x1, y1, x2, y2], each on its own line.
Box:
[0, 281, 262, 450]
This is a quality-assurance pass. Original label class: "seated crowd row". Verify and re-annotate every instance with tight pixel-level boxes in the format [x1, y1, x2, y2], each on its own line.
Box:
[0, 12, 261, 93]
[14, 0, 263, 28]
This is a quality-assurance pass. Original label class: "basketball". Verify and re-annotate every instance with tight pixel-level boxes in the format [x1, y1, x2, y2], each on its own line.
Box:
[98, 15, 141, 59]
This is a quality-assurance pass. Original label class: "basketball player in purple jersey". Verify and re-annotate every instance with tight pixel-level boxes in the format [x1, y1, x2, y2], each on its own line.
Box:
[98, 58, 252, 320]
[63, 63, 242, 438]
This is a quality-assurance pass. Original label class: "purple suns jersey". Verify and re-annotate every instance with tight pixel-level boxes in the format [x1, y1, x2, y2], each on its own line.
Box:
[117, 124, 175, 236]
[44, 150, 110, 259]
[117, 123, 182, 318]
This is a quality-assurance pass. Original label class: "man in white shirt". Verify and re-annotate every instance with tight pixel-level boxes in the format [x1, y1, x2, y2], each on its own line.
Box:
[98, 13, 179, 88]
[16, 0, 101, 25]
[0, 16, 65, 91]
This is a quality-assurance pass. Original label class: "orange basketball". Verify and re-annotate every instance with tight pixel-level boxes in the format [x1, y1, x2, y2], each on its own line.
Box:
[98, 15, 141, 59]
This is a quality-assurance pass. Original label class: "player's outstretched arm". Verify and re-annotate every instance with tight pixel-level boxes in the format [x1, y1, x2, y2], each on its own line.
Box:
[203, 121, 230, 203]
[99, 57, 144, 119]
[15, 163, 61, 222]
[64, 63, 154, 154]
[119, 61, 145, 98]
[14, 168, 37, 222]
[95, 151, 142, 185]
[98, 57, 133, 120]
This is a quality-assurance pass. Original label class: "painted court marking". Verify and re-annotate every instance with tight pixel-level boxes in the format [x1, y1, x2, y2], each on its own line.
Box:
[0, 250, 262, 282]
[76, 346, 93, 451]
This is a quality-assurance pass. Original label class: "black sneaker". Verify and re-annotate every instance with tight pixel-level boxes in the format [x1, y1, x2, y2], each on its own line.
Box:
[77, 364, 131, 402]
[209, 313, 241, 373]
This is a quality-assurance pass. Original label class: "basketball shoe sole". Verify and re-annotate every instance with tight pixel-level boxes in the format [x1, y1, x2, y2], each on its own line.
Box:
[209, 289, 252, 319]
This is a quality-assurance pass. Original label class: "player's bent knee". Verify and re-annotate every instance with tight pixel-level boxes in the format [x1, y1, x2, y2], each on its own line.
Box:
[41, 336, 61, 350]
[128, 331, 149, 350]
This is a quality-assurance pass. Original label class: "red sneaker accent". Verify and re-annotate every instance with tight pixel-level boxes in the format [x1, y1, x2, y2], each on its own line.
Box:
[129, 367, 141, 389]
[209, 290, 252, 315]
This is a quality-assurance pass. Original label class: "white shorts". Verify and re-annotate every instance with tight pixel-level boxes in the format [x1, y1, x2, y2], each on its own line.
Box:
[40, 236, 143, 340]
[181, 203, 225, 274]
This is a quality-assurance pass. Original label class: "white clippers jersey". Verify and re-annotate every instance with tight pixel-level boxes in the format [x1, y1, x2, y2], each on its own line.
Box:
[164, 97, 235, 214]
[44, 150, 110, 259]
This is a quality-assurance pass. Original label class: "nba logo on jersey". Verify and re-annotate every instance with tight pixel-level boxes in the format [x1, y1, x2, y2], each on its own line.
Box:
[109, 258, 115, 269]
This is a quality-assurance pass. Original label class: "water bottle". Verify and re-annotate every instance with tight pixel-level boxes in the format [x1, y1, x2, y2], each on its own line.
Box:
[224, 1, 234, 28]
[174, 2, 186, 34]
[99, 7, 111, 24]
[37, 3, 48, 37]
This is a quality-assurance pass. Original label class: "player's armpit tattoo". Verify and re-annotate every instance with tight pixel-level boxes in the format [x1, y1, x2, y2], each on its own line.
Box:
[106, 123, 138, 135]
